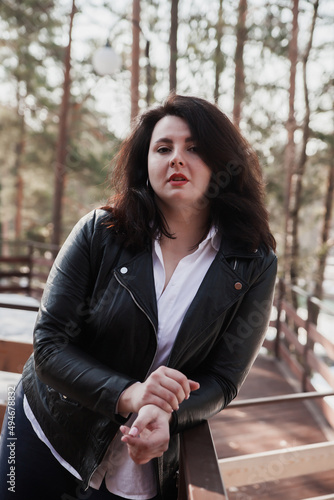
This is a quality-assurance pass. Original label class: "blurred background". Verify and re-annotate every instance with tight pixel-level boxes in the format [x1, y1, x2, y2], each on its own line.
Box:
[0, 0, 333, 306]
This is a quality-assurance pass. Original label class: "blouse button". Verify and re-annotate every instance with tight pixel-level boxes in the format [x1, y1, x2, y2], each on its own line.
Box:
[234, 282, 242, 290]
[120, 267, 128, 274]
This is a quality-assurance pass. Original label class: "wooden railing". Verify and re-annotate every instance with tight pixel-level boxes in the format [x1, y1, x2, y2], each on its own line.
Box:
[0, 278, 333, 498]
[178, 421, 228, 500]
[178, 393, 334, 500]
[0, 239, 59, 299]
[0, 339, 33, 423]
[264, 278, 334, 428]
[219, 440, 334, 495]
[178, 279, 334, 499]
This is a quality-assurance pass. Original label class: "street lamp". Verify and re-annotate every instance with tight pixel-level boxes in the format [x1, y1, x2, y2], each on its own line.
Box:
[92, 40, 121, 76]
[92, 4, 153, 120]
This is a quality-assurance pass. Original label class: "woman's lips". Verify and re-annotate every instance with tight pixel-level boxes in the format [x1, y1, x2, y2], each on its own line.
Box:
[168, 173, 189, 185]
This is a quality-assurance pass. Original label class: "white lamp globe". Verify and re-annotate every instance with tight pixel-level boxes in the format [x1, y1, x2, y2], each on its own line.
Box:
[92, 43, 121, 76]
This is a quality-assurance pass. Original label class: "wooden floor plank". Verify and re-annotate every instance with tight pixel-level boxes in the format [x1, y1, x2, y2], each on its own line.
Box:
[209, 354, 334, 500]
[219, 441, 334, 487]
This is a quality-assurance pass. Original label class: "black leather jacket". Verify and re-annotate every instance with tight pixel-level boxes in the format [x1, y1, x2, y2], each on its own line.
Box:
[22, 209, 277, 498]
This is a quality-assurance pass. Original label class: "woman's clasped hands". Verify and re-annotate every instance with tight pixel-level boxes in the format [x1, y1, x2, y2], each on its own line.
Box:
[118, 366, 199, 464]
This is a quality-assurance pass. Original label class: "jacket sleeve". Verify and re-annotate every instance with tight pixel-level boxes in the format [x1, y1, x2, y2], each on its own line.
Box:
[170, 253, 277, 435]
[33, 210, 136, 423]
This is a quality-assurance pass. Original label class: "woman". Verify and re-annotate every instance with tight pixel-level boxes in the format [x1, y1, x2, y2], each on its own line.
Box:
[0, 94, 277, 499]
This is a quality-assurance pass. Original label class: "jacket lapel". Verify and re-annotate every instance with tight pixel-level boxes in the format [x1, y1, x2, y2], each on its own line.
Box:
[113, 247, 159, 333]
[167, 251, 250, 368]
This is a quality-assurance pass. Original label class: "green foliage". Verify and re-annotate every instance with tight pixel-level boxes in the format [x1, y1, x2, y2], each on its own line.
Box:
[0, 0, 120, 244]
[250, 2, 291, 58]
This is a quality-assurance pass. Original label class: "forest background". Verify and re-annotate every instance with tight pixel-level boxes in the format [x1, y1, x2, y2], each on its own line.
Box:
[0, 0, 333, 310]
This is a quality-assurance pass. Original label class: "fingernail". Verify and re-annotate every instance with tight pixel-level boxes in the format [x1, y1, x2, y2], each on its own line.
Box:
[129, 426, 139, 437]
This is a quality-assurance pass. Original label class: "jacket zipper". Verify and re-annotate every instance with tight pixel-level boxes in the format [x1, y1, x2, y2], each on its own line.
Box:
[85, 464, 101, 491]
[85, 425, 121, 490]
[114, 272, 159, 379]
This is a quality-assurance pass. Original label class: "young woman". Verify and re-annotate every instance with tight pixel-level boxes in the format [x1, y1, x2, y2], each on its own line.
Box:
[0, 94, 277, 500]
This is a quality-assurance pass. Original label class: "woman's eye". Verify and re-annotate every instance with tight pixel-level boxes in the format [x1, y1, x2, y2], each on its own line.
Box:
[157, 146, 170, 153]
[188, 145, 198, 153]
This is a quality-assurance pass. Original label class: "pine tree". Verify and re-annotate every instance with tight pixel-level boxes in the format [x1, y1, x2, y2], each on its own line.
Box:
[51, 0, 77, 247]
[0, 0, 60, 239]
[289, 0, 319, 295]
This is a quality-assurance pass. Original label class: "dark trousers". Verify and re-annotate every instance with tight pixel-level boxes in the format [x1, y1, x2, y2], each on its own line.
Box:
[0, 380, 160, 500]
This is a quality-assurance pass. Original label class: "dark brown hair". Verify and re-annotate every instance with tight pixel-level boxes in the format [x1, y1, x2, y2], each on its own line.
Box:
[103, 94, 276, 252]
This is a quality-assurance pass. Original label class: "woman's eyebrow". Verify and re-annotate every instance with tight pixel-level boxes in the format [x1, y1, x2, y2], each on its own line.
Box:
[154, 136, 194, 144]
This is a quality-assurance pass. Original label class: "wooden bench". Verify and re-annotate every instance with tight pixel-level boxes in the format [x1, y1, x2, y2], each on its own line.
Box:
[0, 256, 33, 295]
[0, 240, 58, 299]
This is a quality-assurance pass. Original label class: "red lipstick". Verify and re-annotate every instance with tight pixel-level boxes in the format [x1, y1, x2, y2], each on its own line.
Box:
[168, 173, 189, 185]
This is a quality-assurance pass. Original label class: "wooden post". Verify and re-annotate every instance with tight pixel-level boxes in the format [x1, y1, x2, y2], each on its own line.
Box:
[26, 242, 34, 296]
[274, 278, 285, 359]
[303, 294, 315, 391]
[178, 421, 228, 499]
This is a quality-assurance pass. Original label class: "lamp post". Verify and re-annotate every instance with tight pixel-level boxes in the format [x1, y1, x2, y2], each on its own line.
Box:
[92, 0, 144, 121]
[92, 40, 121, 76]
[92, 1, 153, 124]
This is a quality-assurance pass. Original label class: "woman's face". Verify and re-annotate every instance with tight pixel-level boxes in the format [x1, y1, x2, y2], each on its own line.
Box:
[147, 115, 212, 214]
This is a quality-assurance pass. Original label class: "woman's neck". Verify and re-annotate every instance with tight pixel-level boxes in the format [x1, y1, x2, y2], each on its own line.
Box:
[160, 205, 210, 254]
[157, 207, 210, 291]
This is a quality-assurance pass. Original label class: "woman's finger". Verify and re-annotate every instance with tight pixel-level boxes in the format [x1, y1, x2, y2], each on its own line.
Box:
[149, 366, 196, 402]
[121, 405, 170, 464]
[118, 368, 200, 414]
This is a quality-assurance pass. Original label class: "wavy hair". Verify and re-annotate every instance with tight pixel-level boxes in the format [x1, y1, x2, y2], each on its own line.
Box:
[103, 94, 276, 253]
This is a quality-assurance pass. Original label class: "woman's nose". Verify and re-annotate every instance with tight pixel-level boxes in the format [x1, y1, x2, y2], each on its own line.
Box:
[170, 152, 184, 168]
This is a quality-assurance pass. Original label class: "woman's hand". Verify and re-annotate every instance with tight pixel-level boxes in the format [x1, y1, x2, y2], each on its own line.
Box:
[120, 405, 171, 464]
[118, 366, 200, 415]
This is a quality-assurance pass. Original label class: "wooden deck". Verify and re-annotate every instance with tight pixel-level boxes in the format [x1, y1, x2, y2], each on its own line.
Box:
[210, 353, 334, 500]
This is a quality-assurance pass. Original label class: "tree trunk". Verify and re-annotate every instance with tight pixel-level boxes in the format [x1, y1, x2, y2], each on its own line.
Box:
[51, 0, 76, 247]
[131, 0, 140, 121]
[214, 0, 224, 103]
[14, 105, 26, 240]
[283, 0, 299, 292]
[233, 0, 247, 128]
[289, 0, 319, 288]
[169, 0, 179, 92]
[145, 39, 152, 106]
[309, 145, 334, 325]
